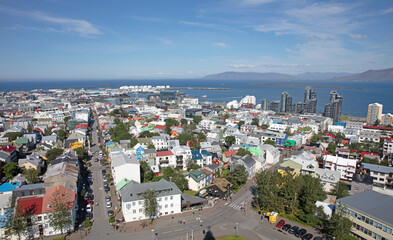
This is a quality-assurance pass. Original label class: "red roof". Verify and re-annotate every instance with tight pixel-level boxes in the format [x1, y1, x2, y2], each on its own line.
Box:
[382, 137, 392, 142]
[324, 133, 335, 139]
[1, 145, 16, 153]
[76, 123, 87, 129]
[363, 125, 392, 130]
[361, 152, 379, 158]
[225, 150, 237, 158]
[155, 125, 166, 130]
[156, 150, 174, 157]
[338, 148, 350, 152]
[201, 169, 212, 175]
[17, 197, 43, 216]
[43, 185, 75, 213]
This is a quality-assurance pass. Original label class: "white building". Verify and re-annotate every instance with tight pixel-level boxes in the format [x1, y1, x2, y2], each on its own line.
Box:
[323, 155, 357, 181]
[259, 144, 280, 165]
[119, 179, 182, 222]
[111, 152, 141, 186]
[315, 168, 340, 192]
[156, 150, 176, 168]
[152, 135, 168, 150]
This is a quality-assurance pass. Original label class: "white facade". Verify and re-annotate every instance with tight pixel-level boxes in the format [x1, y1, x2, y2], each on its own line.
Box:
[200, 120, 215, 130]
[152, 136, 168, 150]
[328, 125, 345, 133]
[323, 155, 357, 181]
[111, 152, 141, 185]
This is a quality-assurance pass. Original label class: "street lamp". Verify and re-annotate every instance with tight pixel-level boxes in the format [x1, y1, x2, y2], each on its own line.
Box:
[234, 222, 239, 236]
[151, 229, 155, 240]
[190, 226, 193, 240]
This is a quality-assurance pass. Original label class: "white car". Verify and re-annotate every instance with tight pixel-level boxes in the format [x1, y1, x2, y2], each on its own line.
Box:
[86, 204, 92, 213]
[106, 201, 112, 208]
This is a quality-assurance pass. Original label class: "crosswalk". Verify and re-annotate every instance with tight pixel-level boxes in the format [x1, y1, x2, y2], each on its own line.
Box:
[227, 202, 243, 211]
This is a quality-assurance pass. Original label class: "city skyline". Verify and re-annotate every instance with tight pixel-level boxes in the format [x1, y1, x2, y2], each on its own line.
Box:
[0, 0, 393, 80]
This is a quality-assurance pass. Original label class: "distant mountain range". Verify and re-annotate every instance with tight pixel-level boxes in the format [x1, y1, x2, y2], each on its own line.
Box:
[203, 67, 393, 81]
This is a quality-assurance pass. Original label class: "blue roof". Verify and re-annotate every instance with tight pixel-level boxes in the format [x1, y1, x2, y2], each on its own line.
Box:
[0, 181, 21, 192]
[192, 150, 202, 160]
[106, 141, 115, 146]
[201, 150, 212, 156]
[240, 144, 250, 149]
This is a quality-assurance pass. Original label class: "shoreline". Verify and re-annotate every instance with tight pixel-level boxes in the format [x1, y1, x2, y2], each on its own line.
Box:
[248, 83, 362, 90]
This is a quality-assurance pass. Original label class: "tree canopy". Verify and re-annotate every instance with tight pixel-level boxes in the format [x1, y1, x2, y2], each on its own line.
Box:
[227, 165, 248, 190]
[140, 161, 155, 183]
[46, 148, 64, 162]
[193, 116, 202, 124]
[3, 162, 20, 181]
[225, 136, 235, 147]
[48, 189, 73, 236]
[330, 181, 350, 199]
[264, 139, 276, 146]
[236, 148, 251, 157]
[3, 132, 23, 141]
[23, 168, 39, 184]
[143, 189, 158, 223]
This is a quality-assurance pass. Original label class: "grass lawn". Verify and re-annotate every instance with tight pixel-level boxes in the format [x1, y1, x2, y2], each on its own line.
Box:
[217, 235, 247, 240]
[183, 190, 199, 196]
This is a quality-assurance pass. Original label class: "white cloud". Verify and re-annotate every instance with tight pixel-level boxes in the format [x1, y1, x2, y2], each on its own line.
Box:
[349, 34, 368, 39]
[240, 0, 275, 6]
[126, 16, 165, 22]
[157, 38, 172, 45]
[214, 42, 229, 48]
[381, 7, 393, 15]
[229, 64, 257, 68]
[0, 5, 101, 37]
[178, 20, 242, 32]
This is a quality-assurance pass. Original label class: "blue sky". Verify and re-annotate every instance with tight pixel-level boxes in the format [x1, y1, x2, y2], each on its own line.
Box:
[0, 0, 392, 80]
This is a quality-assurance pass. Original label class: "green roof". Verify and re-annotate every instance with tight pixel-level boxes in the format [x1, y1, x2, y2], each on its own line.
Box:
[284, 139, 296, 147]
[15, 137, 28, 144]
[116, 178, 130, 191]
[140, 127, 150, 132]
[249, 146, 262, 156]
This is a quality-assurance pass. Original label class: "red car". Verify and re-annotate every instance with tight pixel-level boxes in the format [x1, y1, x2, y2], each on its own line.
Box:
[276, 219, 285, 228]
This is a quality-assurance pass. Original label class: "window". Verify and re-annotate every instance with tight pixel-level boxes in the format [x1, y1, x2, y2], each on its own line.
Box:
[132, 202, 136, 206]
[139, 201, 142, 205]
[170, 203, 174, 207]
[170, 196, 173, 200]
[133, 210, 136, 214]
[139, 209, 142, 213]
[37, 216, 42, 221]
[165, 197, 168, 201]
[165, 204, 168, 208]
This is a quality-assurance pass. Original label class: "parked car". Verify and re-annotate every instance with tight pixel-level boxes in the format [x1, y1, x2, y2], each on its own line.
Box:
[104, 186, 110, 192]
[86, 205, 92, 213]
[86, 212, 93, 220]
[295, 228, 307, 237]
[95, 158, 99, 162]
[302, 234, 313, 240]
[282, 224, 291, 231]
[103, 177, 108, 183]
[87, 193, 94, 200]
[102, 169, 106, 174]
[106, 201, 112, 208]
[105, 195, 111, 202]
[313, 237, 322, 240]
[288, 226, 299, 234]
[104, 182, 108, 188]
[107, 210, 114, 216]
[276, 219, 285, 228]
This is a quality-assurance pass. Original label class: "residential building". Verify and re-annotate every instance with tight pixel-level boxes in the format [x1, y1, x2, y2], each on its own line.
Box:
[336, 190, 393, 240]
[367, 103, 383, 125]
[152, 135, 168, 150]
[323, 155, 357, 181]
[119, 179, 182, 222]
[315, 168, 340, 193]
[186, 169, 209, 191]
[111, 151, 141, 186]
[359, 130, 381, 143]
[360, 163, 393, 188]
[381, 113, 393, 125]
[280, 92, 292, 113]
[156, 150, 176, 168]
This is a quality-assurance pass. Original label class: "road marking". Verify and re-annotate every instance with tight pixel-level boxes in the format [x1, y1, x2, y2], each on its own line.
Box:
[224, 202, 229, 206]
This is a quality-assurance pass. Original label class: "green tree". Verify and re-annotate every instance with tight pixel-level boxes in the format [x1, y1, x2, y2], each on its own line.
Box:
[58, 129, 66, 142]
[237, 121, 245, 128]
[139, 131, 159, 138]
[3, 132, 23, 141]
[251, 118, 259, 126]
[227, 165, 248, 190]
[143, 189, 158, 223]
[197, 132, 207, 142]
[331, 181, 350, 199]
[1, 195, 30, 240]
[46, 148, 64, 162]
[327, 142, 337, 155]
[253, 171, 282, 212]
[64, 116, 71, 124]
[298, 175, 326, 224]
[164, 118, 179, 134]
[264, 139, 276, 146]
[225, 136, 236, 147]
[186, 160, 200, 171]
[147, 143, 155, 149]
[261, 124, 269, 129]
[23, 168, 39, 184]
[74, 147, 87, 161]
[323, 213, 352, 239]
[180, 118, 188, 126]
[193, 116, 202, 124]
[128, 137, 138, 148]
[161, 167, 189, 191]
[280, 172, 303, 215]
[236, 148, 251, 156]
[3, 162, 20, 181]
[311, 134, 323, 143]
[216, 168, 221, 178]
[140, 161, 155, 182]
[48, 189, 73, 237]
[374, 119, 380, 126]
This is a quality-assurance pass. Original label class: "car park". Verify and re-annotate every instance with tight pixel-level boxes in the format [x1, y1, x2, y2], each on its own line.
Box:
[288, 226, 299, 234]
[106, 201, 112, 208]
[282, 224, 291, 231]
[301, 233, 313, 240]
[276, 219, 285, 228]
[107, 210, 114, 216]
[295, 228, 307, 237]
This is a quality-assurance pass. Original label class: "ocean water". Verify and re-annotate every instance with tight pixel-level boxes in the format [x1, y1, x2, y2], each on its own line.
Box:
[1, 79, 392, 118]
